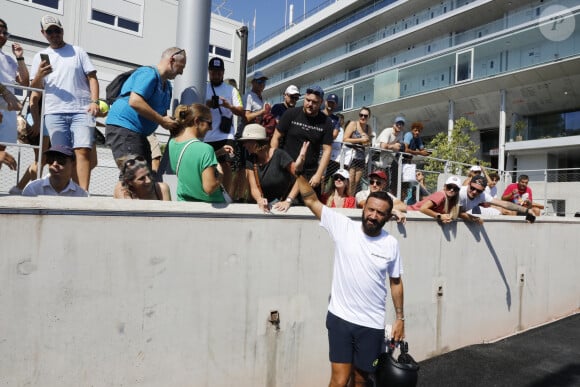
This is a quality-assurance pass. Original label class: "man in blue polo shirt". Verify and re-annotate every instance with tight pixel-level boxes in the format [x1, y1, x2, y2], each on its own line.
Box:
[105, 47, 186, 169]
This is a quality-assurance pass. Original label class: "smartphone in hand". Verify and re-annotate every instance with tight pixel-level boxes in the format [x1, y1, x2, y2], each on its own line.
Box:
[40, 53, 51, 66]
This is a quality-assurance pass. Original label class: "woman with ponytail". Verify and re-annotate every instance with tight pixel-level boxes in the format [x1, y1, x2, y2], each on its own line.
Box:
[168, 103, 234, 202]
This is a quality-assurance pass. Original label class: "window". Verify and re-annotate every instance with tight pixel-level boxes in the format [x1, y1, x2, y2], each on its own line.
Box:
[9, 0, 62, 12]
[455, 49, 473, 83]
[89, 0, 143, 35]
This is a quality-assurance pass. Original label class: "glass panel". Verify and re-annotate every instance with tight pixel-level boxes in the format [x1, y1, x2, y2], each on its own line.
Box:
[456, 49, 473, 82]
[92, 9, 115, 25]
[33, 0, 59, 9]
[215, 47, 231, 58]
[343, 86, 353, 110]
[118, 18, 139, 32]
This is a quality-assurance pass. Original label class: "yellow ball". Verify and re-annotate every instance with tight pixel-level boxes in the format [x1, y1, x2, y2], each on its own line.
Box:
[98, 99, 109, 115]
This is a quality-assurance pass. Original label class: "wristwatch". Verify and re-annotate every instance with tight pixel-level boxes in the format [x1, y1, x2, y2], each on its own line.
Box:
[436, 214, 442, 220]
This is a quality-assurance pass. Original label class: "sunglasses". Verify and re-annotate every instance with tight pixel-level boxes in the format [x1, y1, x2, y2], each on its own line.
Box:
[306, 88, 323, 97]
[123, 155, 146, 173]
[46, 155, 69, 166]
[45, 28, 62, 35]
[469, 185, 484, 194]
[199, 118, 213, 126]
[445, 184, 460, 192]
[288, 95, 300, 100]
[369, 179, 384, 186]
[254, 79, 267, 85]
[0, 31, 10, 37]
[359, 113, 369, 118]
[333, 175, 346, 181]
[171, 49, 185, 58]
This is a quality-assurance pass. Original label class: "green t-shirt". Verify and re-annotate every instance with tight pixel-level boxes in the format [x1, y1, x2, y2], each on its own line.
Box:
[168, 138, 225, 203]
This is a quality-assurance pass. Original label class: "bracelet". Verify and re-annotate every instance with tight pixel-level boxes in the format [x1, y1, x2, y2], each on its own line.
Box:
[16, 57, 25, 61]
[285, 197, 293, 203]
[397, 316, 405, 321]
[91, 100, 99, 105]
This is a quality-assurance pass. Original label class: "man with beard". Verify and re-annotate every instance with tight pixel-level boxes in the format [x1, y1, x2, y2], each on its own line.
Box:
[271, 86, 333, 206]
[294, 156, 405, 387]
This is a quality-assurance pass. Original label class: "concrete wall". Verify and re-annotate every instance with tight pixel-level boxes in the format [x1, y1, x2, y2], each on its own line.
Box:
[0, 197, 579, 386]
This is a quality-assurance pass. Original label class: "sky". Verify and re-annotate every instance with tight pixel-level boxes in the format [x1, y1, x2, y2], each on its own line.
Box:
[212, 0, 331, 48]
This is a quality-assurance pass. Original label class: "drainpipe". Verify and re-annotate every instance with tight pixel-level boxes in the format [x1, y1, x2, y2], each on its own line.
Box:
[237, 26, 249, 96]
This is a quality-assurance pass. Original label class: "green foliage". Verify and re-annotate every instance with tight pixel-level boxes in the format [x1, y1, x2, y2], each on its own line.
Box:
[423, 117, 488, 185]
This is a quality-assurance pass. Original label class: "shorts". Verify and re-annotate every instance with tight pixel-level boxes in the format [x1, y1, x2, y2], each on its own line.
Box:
[326, 311, 384, 373]
[0, 110, 17, 144]
[207, 139, 235, 163]
[105, 124, 152, 168]
[44, 113, 94, 149]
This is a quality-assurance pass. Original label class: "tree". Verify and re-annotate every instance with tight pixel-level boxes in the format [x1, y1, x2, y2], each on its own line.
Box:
[423, 117, 488, 186]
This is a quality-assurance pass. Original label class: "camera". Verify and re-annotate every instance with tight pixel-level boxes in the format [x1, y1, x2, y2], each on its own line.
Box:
[211, 96, 220, 109]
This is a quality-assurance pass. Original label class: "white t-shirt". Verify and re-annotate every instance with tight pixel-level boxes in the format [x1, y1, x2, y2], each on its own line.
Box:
[31, 44, 96, 114]
[330, 126, 344, 162]
[458, 185, 493, 212]
[0, 49, 19, 142]
[320, 206, 403, 329]
[204, 81, 243, 143]
[376, 126, 403, 146]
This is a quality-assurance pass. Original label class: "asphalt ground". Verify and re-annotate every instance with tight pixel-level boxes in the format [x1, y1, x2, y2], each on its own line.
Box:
[417, 313, 580, 387]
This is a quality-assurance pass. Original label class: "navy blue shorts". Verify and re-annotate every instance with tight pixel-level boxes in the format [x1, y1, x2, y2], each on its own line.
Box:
[326, 311, 384, 373]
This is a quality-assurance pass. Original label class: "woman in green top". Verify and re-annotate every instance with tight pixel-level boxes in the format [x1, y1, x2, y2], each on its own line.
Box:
[168, 103, 233, 202]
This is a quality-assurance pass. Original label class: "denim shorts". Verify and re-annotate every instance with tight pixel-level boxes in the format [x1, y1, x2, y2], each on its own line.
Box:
[44, 113, 94, 149]
[326, 311, 384, 373]
[0, 110, 17, 144]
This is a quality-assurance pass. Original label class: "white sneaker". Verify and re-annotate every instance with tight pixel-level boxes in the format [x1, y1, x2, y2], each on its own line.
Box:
[8, 186, 22, 195]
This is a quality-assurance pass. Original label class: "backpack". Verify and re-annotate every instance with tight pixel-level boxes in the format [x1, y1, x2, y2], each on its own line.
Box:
[105, 68, 138, 106]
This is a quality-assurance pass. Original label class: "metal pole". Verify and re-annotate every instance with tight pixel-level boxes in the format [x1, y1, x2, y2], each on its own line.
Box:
[174, 0, 212, 107]
[237, 26, 248, 96]
[498, 89, 506, 173]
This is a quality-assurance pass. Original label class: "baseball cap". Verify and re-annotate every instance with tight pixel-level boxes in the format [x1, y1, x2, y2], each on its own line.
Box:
[326, 93, 339, 104]
[394, 116, 406, 124]
[251, 71, 268, 82]
[238, 124, 267, 141]
[333, 168, 349, 180]
[285, 85, 300, 96]
[470, 175, 488, 188]
[208, 57, 225, 70]
[470, 165, 482, 172]
[445, 176, 462, 188]
[369, 170, 387, 181]
[44, 145, 75, 160]
[306, 85, 324, 99]
[40, 15, 62, 31]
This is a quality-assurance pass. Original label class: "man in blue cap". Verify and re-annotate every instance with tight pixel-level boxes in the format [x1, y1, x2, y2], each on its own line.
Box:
[22, 145, 88, 197]
[271, 85, 334, 210]
[323, 93, 341, 131]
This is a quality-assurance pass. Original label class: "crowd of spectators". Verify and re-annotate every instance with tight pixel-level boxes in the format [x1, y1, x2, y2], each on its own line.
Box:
[0, 16, 538, 224]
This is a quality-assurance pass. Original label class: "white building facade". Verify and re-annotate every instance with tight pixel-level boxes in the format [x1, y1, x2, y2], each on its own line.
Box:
[2, 0, 245, 141]
[248, 0, 580, 175]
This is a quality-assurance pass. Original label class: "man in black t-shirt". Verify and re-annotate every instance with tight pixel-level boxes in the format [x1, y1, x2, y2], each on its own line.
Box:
[271, 85, 333, 202]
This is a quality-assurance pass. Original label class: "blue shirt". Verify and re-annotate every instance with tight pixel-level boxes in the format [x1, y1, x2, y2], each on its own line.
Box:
[403, 131, 425, 150]
[106, 67, 172, 136]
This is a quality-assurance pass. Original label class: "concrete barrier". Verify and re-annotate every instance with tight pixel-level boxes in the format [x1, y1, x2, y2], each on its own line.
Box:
[0, 197, 578, 386]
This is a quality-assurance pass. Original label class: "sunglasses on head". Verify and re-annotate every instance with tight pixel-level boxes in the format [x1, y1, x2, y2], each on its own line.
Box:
[469, 185, 484, 194]
[359, 113, 369, 118]
[306, 88, 323, 97]
[333, 175, 346, 181]
[123, 155, 146, 173]
[47, 154, 69, 166]
[369, 179, 384, 186]
[445, 184, 460, 192]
